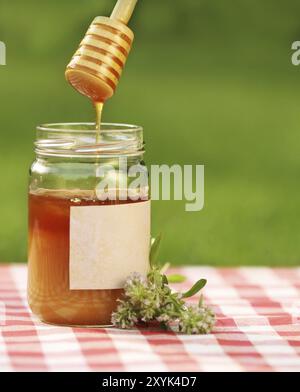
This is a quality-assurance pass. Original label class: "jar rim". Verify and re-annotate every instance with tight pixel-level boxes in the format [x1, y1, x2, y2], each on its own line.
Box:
[35, 122, 144, 158]
[37, 122, 143, 134]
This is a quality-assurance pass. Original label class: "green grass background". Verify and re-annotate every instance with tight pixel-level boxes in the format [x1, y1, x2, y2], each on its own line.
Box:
[1, 0, 300, 266]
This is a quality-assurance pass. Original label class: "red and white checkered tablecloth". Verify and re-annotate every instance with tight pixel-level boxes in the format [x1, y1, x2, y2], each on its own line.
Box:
[1, 265, 300, 372]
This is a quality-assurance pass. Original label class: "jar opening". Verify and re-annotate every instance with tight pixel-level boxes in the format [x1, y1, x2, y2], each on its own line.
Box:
[35, 123, 144, 158]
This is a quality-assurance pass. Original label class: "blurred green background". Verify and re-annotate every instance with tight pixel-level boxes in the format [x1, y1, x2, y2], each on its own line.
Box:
[0, 0, 300, 266]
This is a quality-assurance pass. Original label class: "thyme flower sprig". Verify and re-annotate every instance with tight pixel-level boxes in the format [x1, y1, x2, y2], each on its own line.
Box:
[111, 235, 215, 334]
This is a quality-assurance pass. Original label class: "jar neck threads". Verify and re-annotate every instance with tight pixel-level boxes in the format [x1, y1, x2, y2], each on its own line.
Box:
[35, 123, 144, 158]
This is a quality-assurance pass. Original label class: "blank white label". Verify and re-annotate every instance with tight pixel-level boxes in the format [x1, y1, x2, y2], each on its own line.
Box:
[69, 200, 151, 290]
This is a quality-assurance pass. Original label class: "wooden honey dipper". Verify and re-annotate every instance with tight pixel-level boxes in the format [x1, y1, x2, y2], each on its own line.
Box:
[65, 0, 138, 104]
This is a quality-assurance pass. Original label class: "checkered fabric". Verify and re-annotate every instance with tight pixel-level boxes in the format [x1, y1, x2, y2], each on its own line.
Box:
[0, 265, 300, 372]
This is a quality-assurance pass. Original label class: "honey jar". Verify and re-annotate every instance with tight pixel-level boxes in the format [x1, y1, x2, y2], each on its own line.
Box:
[28, 123, 150, 326]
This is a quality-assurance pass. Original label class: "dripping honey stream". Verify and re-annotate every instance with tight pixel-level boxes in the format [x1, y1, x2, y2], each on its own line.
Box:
[94, 101, 104, 142]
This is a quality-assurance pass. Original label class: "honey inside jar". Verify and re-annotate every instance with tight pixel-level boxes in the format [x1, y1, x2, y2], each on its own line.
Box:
[28, 189, 149, 326]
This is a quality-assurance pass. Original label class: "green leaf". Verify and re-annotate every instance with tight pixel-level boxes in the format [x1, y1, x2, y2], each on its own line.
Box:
[167, 274, 187, 284]
[159, 322, 169, 331]
[149, 233, 162, 267]
[162, 275, 169, 285]
[182, 279, 207, 299]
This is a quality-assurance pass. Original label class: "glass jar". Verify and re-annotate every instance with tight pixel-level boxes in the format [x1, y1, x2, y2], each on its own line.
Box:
[28, 123, 150, 326]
